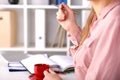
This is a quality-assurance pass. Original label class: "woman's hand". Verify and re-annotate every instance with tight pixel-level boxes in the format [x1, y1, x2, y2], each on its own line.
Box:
[43, 69, 62, 80]
[56, 2, 78, 32]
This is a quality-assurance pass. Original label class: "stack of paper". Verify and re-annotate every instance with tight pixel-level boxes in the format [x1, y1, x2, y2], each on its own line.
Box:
[8, 62, 27, 71]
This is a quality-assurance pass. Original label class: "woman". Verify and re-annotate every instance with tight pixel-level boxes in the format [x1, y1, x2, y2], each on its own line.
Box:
[44, 0, 120, 80]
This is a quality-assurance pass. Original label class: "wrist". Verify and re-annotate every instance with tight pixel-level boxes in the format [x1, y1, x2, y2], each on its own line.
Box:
[67, 24, 81, 35]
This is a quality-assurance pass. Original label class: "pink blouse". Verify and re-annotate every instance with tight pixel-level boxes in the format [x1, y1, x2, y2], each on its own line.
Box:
[68, 0, 120, 80]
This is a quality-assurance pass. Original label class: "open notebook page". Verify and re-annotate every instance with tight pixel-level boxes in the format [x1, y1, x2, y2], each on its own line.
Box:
[20, 55, 57, 74]
[49, 55, 74, 71]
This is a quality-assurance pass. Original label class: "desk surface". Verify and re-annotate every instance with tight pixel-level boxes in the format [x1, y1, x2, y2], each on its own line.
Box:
[0, 55, 76, 80]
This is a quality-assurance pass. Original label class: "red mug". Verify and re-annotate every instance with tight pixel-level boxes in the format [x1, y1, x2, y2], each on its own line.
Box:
[29, 64, 49, 80]
[34, 64, 49, 78]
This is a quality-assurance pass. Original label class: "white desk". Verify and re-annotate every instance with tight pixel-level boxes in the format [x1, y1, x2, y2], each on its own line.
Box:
[0, 55, 76, 80]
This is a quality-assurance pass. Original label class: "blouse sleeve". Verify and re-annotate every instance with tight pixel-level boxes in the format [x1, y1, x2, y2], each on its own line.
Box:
[67, 26, 81, 46]
[67, 26, 82, 57]
[85, 18, 120, 80]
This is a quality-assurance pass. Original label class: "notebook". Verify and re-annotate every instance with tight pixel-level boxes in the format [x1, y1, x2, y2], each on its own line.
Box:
[20, 54, 74, 74]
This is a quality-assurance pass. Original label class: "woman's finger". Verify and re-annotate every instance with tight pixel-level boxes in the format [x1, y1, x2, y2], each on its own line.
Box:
[56, 15, 65, 21]
[56, 11, 65, 21]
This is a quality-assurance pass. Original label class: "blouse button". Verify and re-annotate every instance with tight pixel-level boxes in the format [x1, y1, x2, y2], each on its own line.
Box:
[87, 33, 90, 37]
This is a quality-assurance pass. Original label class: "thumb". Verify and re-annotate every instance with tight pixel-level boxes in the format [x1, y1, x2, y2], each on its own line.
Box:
[48, 69, 56, 74]
[58, 4, 65, 15]
[61, 2, 71, 13]
[43, 70, 49, 75]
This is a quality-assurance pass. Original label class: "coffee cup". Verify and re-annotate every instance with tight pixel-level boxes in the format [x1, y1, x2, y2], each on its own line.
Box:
[34, 64, 49, 79]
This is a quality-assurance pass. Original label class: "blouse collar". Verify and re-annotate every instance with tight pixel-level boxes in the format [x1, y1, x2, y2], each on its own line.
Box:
[98, 0, 120, 19]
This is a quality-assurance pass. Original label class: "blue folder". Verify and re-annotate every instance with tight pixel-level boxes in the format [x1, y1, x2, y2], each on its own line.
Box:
[57, 0, 67, 5]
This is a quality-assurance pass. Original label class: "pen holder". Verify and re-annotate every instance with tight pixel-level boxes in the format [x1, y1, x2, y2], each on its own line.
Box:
[29, 64, 49, 80]
[8, 0, 19, 4]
